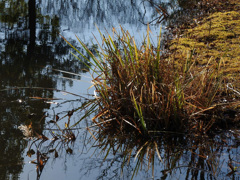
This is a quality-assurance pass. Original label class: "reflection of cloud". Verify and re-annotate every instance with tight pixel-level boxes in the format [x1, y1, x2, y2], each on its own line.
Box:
[18, 124, 33, 138]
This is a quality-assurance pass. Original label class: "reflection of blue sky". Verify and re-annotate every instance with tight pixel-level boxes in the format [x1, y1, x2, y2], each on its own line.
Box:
[38, 0, 164, 45]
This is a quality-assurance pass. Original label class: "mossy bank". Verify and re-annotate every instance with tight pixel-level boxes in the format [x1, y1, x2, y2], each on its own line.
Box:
[170, 0, 240, 89]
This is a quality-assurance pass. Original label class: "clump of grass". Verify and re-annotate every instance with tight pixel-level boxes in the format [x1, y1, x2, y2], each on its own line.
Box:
[63, 26, 232, 136]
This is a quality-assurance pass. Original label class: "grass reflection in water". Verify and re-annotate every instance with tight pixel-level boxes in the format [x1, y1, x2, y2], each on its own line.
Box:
[19, 113, 240, 179]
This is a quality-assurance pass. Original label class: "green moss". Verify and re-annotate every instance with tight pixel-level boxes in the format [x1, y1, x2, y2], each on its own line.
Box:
[170, 10, 240, 87]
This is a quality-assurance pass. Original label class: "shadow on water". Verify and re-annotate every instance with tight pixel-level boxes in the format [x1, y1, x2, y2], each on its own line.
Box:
[0, 0, 239, 179]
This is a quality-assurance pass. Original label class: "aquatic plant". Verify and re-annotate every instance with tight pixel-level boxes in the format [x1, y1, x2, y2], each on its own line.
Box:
[62, 25, 236, 136]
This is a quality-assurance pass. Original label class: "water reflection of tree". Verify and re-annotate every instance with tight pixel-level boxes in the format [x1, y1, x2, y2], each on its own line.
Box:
[37, 0, 160, 31]
[0, 0, 90, 179]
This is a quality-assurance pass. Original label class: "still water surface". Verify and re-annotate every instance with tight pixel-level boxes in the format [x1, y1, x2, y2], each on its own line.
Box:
[0, 0, 239, 179]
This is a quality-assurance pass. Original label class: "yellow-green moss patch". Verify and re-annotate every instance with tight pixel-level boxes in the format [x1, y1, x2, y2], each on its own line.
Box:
[170, 10, 240, 87]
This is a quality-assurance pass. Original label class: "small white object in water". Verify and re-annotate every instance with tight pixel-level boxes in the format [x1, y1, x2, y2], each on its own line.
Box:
[94, 90, 99, 98]
[46, 101, 59, 104]
[18, 124, 33, 138]
[17, 99, 22, 103]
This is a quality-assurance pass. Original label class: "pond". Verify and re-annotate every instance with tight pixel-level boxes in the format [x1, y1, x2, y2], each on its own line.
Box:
[0, 0, 240, 180]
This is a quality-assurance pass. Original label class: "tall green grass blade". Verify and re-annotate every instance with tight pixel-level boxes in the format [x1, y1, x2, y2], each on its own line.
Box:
[75, 35, 105, 72]
[131, 91, 147, 132]
[156, 27, 162, 61]
[133, 39, 139, 63]
[107, 34, 124, 66]
[62, 35, 99, 70]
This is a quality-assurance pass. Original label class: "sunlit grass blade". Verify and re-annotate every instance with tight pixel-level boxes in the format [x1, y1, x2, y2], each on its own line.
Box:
[131, 90, 147, 132]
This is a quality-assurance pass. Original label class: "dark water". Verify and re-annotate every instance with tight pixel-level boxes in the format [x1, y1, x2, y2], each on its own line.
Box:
[0, 0, 239, 180]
